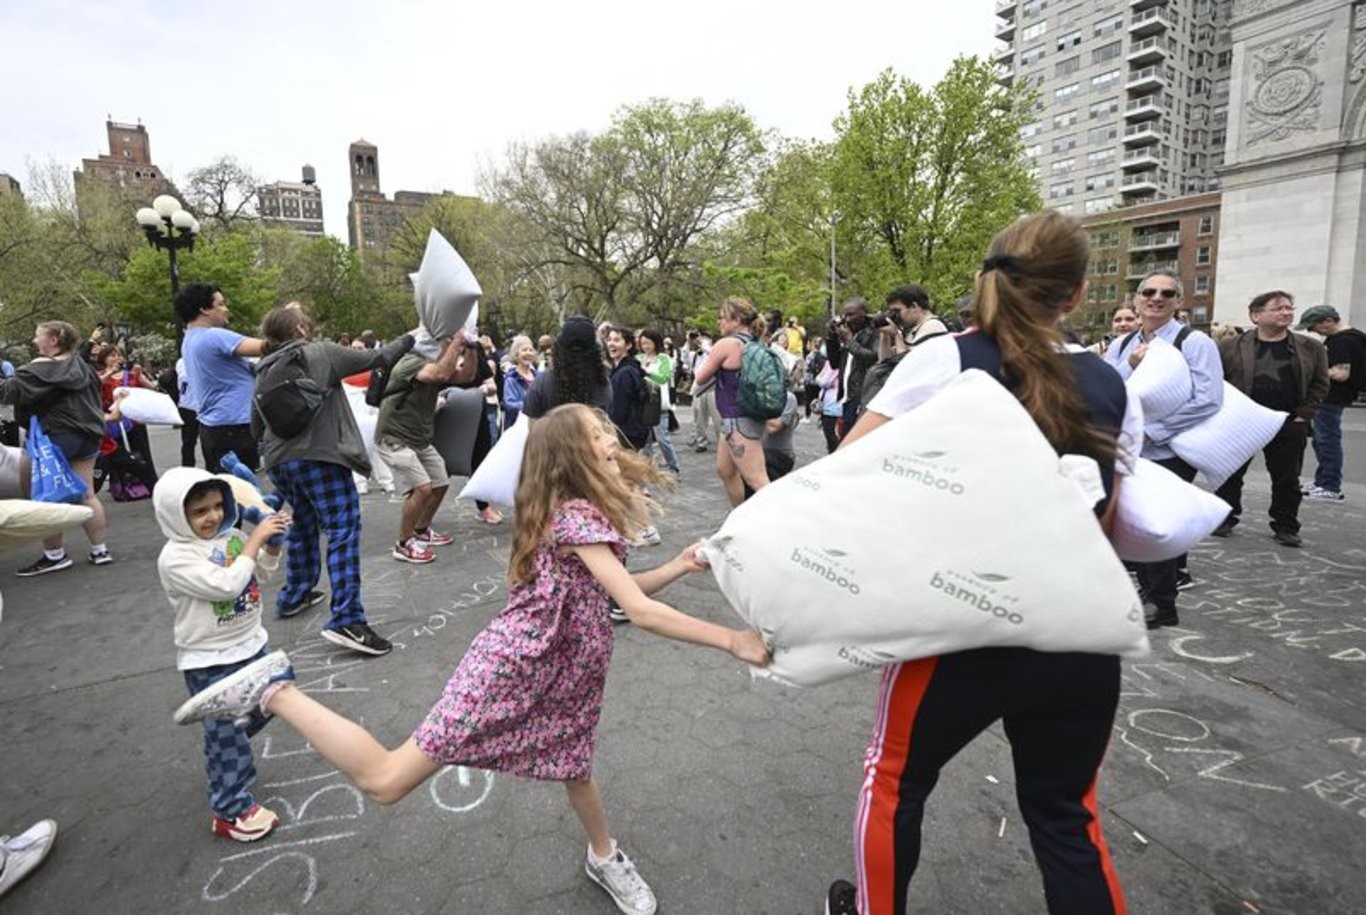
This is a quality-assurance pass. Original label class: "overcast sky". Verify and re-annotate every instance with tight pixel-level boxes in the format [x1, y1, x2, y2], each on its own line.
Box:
[1, 0, 998, 239]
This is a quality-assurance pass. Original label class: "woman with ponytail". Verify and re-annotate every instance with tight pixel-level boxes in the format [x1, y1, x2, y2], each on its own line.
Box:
[692, 297, 772, 506]
[824, 211, 1138, 915]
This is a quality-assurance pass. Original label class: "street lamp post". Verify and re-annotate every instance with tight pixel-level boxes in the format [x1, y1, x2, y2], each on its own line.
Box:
[829, 211, 842, 319]
[134, 195, 199, 298]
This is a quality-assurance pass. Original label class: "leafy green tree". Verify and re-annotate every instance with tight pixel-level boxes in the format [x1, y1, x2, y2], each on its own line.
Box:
[831, 58, 1041, 308]
[183, 156, 260, 233]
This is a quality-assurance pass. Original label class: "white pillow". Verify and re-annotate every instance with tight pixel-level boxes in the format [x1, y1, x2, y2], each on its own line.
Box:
[343, 383, 377, 453]
[1124, 337, 1191, 423]
[1111, 458, 1231, 562]
[0, 500, 94, 552]
[459, 414, 528, 507]
[412, 230, 481, 340]
[703, 369, 1148, 687]
[113, 387, 182, 426]
[1169, 382, 1287, 488]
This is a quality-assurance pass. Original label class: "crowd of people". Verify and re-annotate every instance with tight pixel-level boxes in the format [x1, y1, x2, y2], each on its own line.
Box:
[2, 207, 1364, 914]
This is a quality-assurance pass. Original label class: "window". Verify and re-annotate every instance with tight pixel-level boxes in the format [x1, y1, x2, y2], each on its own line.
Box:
[1055, 82, 1080, 101]
[1196, 245, 1211, 266]
[1198, 215, 1213, 235]
[1021, 120, 1043, 138]
[1023, 143, 1043, 158]
[1022, 45, 1047, 66]
[1216, 49, 1232, 68]
[1093, 14, 1123, 37]
[1194, 275, 1210, 294]
[1088, 124, 1118, 144]
[1022, 21, 1048, 41]
[1054, 109, 1079, 128]
[1092, 40, 1122, 64]
[1052, 133, 1078, 153]
[1052, 157, 1076, 174]
[1022, 0, 1047, 16]
[1056, 29, 1081, 51]
[1092, 229, 1121, 249]
[1089, 97, 1119, 119]
[1049, 181, 1073, 199]
[1087, 148, 1116, 168]
[1085, 172, 1116, 191]
[1055, 54, 1080, 76]
[1085, 197, 1117, 215]
[1091, 69, 1121, 90]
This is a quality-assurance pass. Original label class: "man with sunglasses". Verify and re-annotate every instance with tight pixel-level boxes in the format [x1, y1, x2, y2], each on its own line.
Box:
[1212, 291, 1328, 548]
[1105, 269, 1223, 629]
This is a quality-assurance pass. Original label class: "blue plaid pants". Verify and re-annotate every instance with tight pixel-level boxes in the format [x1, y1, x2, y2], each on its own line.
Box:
[267, 459, 367, 628]
[184, 648, 273, 819]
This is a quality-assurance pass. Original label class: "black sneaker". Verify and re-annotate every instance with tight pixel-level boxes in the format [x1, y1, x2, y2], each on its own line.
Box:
[320, 623, 392, 656]
[826, 879, 858, 915]
[1146, 606, 1179, 630]
[88, 550, 112, 566]
[1211, 518, 1237, 538]
[277, 589, 327, 619]
[609, 604, 629, 625]
[15, 555, 72, 577]
[1175, 569, 1194, 590]
[1273, 530, 1303, 548]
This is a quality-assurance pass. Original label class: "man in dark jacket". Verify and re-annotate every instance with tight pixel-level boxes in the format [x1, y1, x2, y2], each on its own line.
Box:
[1213, 290, 1330, 548]
[825, 298, 881, 436]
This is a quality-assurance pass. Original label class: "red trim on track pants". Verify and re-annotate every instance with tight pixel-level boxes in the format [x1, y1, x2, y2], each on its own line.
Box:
[853, 647, 1127, 915]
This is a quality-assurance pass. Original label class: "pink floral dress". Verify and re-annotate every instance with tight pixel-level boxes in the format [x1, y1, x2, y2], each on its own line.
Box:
[413, 499, 628, 780]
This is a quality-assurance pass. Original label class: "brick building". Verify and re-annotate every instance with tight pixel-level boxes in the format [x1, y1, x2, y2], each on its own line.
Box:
[73, 118, 179, 212]
[345, 139, 441, 261]
[1080, 190, 1221, 330]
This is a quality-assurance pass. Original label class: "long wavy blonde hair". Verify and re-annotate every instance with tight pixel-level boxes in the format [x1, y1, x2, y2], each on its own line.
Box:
[508, 404, 668, 585]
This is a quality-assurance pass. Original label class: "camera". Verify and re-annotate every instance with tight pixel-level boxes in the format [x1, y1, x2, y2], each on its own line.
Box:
[869, 313, 892, 329]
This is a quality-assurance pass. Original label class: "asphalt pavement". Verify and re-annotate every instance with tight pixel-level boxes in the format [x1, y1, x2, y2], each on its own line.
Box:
[1, 407, 1363, 914]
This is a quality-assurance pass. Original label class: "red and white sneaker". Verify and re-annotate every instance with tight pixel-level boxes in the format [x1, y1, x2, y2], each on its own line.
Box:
[392, 538, 435, 564]
[416, 527, 454, 547]
[212, 803, 279, 843]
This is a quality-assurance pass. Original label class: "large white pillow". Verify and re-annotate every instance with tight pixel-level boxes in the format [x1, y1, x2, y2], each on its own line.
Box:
[342, 382, 377, 452]
[412, 229, 481, 340]
[1169, 382, 1286, 488]
[1124, 337, 1191, 423]
[703, 369, 1147, 687]
[459, 414, 528, 507]
[0, 500, 94, 552]
[1111, 459, 1231, 562]
[113, 387, 182, 426]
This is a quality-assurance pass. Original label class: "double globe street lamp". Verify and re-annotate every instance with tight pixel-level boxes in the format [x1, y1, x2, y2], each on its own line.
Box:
[134, 194, 200, 297]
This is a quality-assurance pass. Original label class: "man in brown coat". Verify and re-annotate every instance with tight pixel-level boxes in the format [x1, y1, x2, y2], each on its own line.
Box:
[1213, 290, 1330, 547]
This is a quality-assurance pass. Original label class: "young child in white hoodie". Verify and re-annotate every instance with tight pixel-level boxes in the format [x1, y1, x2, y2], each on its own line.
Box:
[155, 466, 292, 842]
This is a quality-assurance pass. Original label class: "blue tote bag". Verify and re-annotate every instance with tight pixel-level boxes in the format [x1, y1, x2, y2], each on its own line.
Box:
[27, 416, 88, 504]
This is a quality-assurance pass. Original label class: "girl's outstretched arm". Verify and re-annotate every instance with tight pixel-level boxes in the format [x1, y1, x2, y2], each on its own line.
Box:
[630, 540, 707, 596]
[570, 543, 769, 666]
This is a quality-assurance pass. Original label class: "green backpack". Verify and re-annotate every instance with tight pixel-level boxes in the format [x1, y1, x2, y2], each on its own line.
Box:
[734, 333, 787, 420]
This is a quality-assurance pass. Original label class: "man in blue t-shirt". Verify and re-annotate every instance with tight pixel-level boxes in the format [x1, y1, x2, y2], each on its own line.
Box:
[175, 283, 266, 472]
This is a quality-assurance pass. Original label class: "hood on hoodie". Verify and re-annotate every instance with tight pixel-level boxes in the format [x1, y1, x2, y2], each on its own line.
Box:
[19, 355, 98, 391]
[154, 467, 240, 542]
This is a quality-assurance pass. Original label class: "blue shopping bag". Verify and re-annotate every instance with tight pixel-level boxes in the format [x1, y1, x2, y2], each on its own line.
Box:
[26, 416, 88, 504]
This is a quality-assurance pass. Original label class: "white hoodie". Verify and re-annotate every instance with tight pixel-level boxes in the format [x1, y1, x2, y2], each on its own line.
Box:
[155, 467, 279, 670]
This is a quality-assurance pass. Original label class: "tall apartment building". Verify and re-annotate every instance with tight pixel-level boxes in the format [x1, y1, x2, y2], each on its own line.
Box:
[346, 139, 441, 261]
[258, 166, 325, 237]
[994, 0, 1234, 217]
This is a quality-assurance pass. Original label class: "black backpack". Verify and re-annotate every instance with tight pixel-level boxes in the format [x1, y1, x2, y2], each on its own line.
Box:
[254, 344, 328, 439]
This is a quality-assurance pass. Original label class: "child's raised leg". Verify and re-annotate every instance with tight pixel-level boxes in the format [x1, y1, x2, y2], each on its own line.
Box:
[265, 685, 440, 805]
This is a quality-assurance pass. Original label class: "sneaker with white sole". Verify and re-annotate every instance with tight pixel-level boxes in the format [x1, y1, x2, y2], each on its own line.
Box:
[15, 555, 72, 578]
[321, 623, 392, 656]
[0, 819, 58, 899]
[415, 527, 454, 546]
[211, 803, 278, 843]
[173, 650, 294, 725]
[88, 550, 112, 566]
[392, 538, 435, 564]
[585, 844, 657, 915]
[277, 589, 327, 619]
[825, 879, 858, 915]
[1305, 486, 1345, 502]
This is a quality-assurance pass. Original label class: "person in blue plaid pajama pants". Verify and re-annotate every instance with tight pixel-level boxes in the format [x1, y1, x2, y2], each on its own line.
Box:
[267, 459, 367, 630]
[183, 648, 273, 818]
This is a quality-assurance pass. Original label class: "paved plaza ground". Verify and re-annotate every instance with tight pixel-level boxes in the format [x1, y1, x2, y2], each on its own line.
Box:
[1, 407, 1363, 914]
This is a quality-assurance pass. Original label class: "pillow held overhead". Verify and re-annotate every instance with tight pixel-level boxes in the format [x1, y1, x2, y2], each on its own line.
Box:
[412, 229, 481, 340]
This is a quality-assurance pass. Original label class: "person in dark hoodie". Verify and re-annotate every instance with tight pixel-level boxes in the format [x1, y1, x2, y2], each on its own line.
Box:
[0, 321, 111, 575]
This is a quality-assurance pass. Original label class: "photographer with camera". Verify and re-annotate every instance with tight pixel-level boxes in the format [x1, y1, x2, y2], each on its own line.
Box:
[876, 284, 949, 362]
[825, 298, 881, 438]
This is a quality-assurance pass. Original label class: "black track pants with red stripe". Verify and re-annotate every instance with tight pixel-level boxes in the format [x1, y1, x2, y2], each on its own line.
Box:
[853, 647, 1126, 915]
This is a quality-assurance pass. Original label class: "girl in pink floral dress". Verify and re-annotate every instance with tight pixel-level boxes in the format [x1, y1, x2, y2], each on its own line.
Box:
[175, 403, 769, 915]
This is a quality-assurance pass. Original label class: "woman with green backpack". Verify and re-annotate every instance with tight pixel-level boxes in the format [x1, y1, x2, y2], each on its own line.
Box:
[692, 297, 772, 506]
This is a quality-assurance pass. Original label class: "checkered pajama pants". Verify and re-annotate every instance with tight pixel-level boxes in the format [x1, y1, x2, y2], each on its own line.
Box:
[183, 649, 273, 819]
[267, 459, 366, 629]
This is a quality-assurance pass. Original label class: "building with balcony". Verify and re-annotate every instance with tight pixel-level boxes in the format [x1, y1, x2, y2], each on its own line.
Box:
[258, 166, 325, 237]
[996, 0, 1234, 216]
[1081, 190, 1222, 329]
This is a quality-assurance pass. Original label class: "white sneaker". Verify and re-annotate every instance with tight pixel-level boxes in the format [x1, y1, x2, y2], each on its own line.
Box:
[1305, 486, 1345, 502]
[632, 526, 662, 547]
[0, 819, 58, 899]
[173, 651, 293, 725]
[585, 844, 657, 915]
